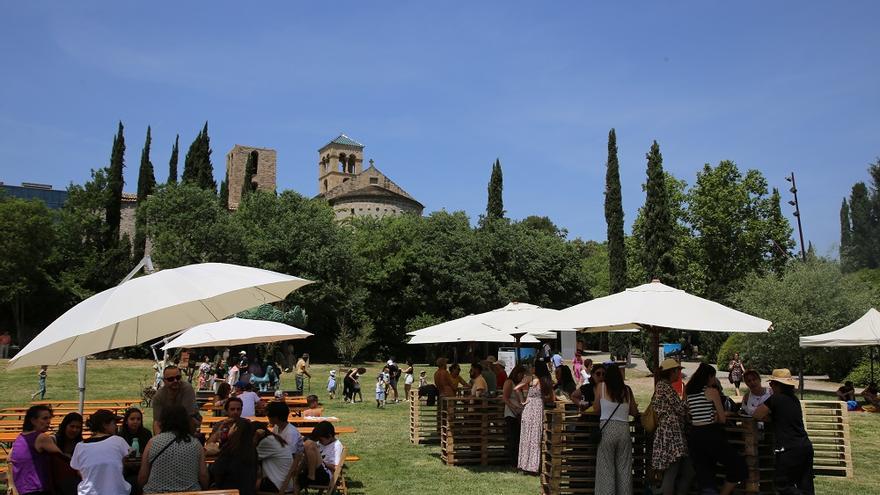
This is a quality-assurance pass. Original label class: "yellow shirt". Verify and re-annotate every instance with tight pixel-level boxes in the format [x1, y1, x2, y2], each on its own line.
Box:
[471, 375, 488, 397]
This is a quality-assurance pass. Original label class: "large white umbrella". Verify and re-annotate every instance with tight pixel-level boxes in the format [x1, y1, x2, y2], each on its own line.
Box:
[518, 280, 772, 367]
[163, 318, 312, 349]
[9, 263, 313, 370]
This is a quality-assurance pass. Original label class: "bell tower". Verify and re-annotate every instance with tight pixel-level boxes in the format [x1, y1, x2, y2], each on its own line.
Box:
[317, 134, 365, 194]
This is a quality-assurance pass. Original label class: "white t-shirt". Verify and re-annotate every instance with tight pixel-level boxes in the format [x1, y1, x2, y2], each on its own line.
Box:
[70, 435, 131, 495]
[318, 439, 343, 474]
[239, 391, 261, 417]
[257, 424, 304, 492]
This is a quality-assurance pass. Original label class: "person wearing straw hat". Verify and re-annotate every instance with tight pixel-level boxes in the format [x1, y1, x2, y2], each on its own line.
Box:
[753, 369, 815, 494]
[651, 358, 694, 495]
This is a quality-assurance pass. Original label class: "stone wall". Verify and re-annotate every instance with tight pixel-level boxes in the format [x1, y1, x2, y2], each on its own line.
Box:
[332, 196, 422, 220]
[226, 145, 277, 209]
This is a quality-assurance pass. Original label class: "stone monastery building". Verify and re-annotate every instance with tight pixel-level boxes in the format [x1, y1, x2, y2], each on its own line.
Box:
[225, 134, 423, 219]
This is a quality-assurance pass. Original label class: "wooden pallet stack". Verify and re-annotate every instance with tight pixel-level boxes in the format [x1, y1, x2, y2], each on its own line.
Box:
[540, 408, 650, 495]
[409, 389, 441, 445]
[440, 396, 508, 465]
[711, 417, 777, 495]
[801, 400, 853, 477]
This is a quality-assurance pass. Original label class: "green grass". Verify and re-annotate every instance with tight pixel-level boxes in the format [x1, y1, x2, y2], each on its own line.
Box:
[2, 360, 879, 494]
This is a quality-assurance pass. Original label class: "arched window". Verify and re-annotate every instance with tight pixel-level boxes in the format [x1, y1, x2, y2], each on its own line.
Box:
[338, 153, 347, 172]
[323, 179, 328, 192]
[347, 155, 356, 174]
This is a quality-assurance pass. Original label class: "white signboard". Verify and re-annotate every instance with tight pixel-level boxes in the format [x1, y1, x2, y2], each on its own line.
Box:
[497, 347, 517, 375]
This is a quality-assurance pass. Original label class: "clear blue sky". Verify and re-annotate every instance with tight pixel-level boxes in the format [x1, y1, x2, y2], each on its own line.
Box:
[2, 2, 878, 255]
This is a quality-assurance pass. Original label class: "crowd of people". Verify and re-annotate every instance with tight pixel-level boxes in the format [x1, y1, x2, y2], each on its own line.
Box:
[429, 350, 817, 495]
[9, 364, 343, 495]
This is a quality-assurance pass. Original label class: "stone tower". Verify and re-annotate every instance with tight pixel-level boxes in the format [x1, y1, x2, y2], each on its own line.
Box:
[226, 145, 277, 209]
[317, 134, 364, 194]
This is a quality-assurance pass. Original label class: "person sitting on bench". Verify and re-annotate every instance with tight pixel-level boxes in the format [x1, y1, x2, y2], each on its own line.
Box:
[296, 421, 342, 494]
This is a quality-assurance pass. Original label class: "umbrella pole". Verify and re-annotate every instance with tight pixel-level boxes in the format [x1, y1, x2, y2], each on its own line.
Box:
[872, 347, 875, 384]
[77, 357, 86, 415]
[651, 327, 660, 378]
[515, 335, 522, 365]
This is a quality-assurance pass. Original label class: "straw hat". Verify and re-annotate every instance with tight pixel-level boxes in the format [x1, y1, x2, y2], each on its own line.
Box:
[659, 358, 683, 372]
[768, 368, 799, 387]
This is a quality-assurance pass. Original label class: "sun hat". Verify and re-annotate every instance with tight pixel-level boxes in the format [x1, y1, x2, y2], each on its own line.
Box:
[659, 358, 683, 372]
[768, 368, 799, 387]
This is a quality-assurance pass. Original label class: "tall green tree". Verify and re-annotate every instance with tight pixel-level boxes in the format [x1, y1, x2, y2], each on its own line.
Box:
[766, 187, 794, 275]
[219, 178, 229, 210]
[839, 198, 852, 271]
[639, 141, 676, 285]
[486, 159, 505, 220]
[241, 150, 259, 200]
[133, 126, 156, 260]
[849, 182, 876, 269]
[167, 134, 179, 184]
[182, 123, 216, 191]
[869, 159, 880, 265]
[0, 198, 55, 342]
[604, 129, 626, 294]
[105, 121, 125, 246]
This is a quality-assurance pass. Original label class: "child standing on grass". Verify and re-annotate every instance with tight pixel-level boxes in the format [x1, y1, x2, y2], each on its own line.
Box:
[375, 375, 386, 408]
[327, 370, 337, 400]
[419, 370, 428, 388]
[32, 365, 48, 400]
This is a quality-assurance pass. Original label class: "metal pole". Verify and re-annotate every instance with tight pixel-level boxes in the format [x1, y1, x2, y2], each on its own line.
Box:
[786, 172, 807, 261]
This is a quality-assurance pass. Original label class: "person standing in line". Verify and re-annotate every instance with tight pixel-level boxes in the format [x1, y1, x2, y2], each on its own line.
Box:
[448, 363, 470, 390]
[753, 369, 815, 494]
[386, 358, 401, 403]
[502, 365, 526, 466]
[433, 358, 455, 398]
[516, 358, 555, 474]
[572, 349, 585, 386]
[550, 349, 564, 374]
[651, 358, 693, 495]
[402, 361, 415, 401]
[727, 352, 746, 396]
[31, 365, 48, 400]
[739, 370, 773, 417]
[227, 361, 240, 388]
[594, 364, 639, 495]
[0, 330, 11, 359]
[469, 363, 488, 397]
[295, 354, 311, 393]
[685, 363, 747, 495]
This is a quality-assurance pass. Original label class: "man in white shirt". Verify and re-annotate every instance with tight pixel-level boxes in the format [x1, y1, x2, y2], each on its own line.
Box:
[258, 401, 304, 493]
[235, 382, 262, 417]
[298, 421, 343, 491]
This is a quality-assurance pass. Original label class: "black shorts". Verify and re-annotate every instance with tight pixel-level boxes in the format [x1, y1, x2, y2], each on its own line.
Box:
[298, 465, 332, 488]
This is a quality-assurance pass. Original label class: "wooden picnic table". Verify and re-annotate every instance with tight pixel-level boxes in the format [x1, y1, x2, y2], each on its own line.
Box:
[30, 399, 140, 408]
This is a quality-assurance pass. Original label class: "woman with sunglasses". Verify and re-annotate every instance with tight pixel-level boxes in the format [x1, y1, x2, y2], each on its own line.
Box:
[10, 405, 64, 495]
[571, 363, 606, 411]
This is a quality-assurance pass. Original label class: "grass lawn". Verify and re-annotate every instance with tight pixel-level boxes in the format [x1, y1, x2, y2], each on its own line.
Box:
[2, 359, 879, 494]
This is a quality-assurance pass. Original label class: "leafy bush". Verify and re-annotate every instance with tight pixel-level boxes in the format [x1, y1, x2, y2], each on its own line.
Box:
[716, 334, 749, 371]
[844, 358, 879, 387]
[733, 259, 873, 377]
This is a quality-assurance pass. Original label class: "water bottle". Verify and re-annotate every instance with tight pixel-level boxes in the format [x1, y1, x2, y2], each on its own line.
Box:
[130, 437, 140, 458]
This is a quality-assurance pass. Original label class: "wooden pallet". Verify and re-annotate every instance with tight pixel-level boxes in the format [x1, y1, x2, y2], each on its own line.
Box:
[801, 400, 853, 478]
[409, 390, 440, 445]
[440, 396, 508, 466]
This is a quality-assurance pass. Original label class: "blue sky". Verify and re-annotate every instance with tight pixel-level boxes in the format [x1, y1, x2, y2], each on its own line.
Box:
[1, 2, 878, 256]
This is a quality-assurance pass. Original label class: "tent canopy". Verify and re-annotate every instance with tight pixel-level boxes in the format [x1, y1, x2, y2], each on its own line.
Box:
[163, 318, 312, 349]
[800, 308, 880, 347]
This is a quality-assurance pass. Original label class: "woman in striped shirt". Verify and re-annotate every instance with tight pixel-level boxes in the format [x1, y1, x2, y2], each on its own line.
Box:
[684, 363, 747, 495]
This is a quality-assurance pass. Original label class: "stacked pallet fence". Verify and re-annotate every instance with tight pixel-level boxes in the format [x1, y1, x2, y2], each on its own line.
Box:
[541, 406, 650, 495]
[440, 395, 508, 465]
[705, 417, 777, 495]
[409, 389, 440, 444]
[801, 400, 852, 477]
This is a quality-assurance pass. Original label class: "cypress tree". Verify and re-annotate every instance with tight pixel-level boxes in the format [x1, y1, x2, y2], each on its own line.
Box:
[196, 122, 216, 191]
[849, 182, 875, 269]
[167, 134, 179, 184]
[241, 150, 259, 201]
[869, 159, 880, 264]
[486, 158, 505, 220]
[105, 121, 125, 246]
[219, 178, 229, 210]
[640, 141, 676, 284]
[182, 128, 201, 185]
[604, 129, 626, 294]
[840, 198, 852, 271]
[133, 126, 156, 260]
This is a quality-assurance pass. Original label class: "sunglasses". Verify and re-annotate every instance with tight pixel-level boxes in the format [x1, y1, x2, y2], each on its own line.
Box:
[164, 375, 182, 382]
